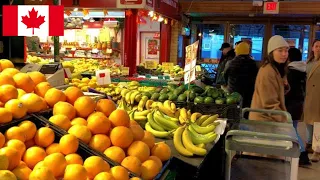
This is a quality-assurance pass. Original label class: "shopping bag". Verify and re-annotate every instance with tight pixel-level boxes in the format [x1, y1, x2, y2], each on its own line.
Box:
[312, 122, 320, 152]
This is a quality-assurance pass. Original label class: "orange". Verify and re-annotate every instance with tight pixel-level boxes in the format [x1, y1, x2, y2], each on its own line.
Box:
[23, 146, 46, 169]
[5, 126, 25, 142]
[28, 71, 46, 85]
[109, 109, 130, 127]
[127, 141, 150, 163]
[0, 153, 9, 170]
[0, 60, 14, 69]
[110, 166, 129, 180]
[44, 88, 67, 107]
[17, 89, 26, 99]
[29, 166, 55, 180]
[96, 99, 116, 117]
[33, 161, 45, 170]
[49, 114, 71, 131]
[148, 156, 162, 170]
[0, 108, 13, 123]
[68, 125, 92, 144]
[5, 139, 26, 157]
[43, 153, 67, 177]
[104, 146, 126, 164]
[94, 172, 115, 180]
[13, 73, 35, 93]
[34, 127, 55, 148]
[141, 160, 161, 180]
[74, 96, 96, 118]
[130, 120, 139, 126]
[87, 112, 111, 134]
[89, 134, 111, 153]
[109, 126, 133, 149]
[1, 68, 19, 77]
[0, 132, 5, 148]
[46, 143, 61, 155]
[34, 82, 52, 98]
[5, 99, 27, 119]
[141, 131, 155, 150]
[151, 142, 171, 161]
[59, 134, 79, 155]
[64, 164, 87, 180]
[129, 178, 141, 180]
[83, 156, 110, 179]
[18, 121, 37, 141]
[64, 86, 84, 105]
[121, 156, 142, 176]
[0, 85, 18, 103]
[0, 170, 17, 180]
[71, 117, 87, 126]
[19, 93, 43, 113]
[39, 97, 48, 111]
[12, 162, 32, 180]
[24, 139, 35, 149]
[0, 74, 15, 86]
[53, 101, 76, 120]
[130, 124, 144, 141]
[0, 101, 4, 107]
[65, 154, 83, 165]
[0, 147, 21, 170]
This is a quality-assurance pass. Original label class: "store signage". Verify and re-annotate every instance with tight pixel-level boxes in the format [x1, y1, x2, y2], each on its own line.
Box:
[121, 67, 130, 76]
[161, 0, 177, 8]
[117, 0, 146, 8]
[154, 0, 179, 20]
[153, 32, 160, 39]
[45, 0, 116, 8]
[145, 60, 157, 69]
[96, 69, 111, 85]
[263, 2, 279, 14]
[184, 41, 199, 84]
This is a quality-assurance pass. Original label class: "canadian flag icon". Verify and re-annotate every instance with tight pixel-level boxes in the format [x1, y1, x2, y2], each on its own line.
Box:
[2, 5, 64, 36]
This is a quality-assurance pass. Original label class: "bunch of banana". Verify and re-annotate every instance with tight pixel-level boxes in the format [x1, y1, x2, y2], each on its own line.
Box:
[117, 99, 131, 111]
[128, 109, 150, 121]
[137, 96, 149, 111]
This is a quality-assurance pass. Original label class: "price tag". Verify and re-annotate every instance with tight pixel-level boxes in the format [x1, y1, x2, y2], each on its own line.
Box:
[162, 62, 174, 71]
[64, 68, 72, 78]
[96, 69, 111, 85]
[121, 67, 130, 76]
[145, 61, 157, 69]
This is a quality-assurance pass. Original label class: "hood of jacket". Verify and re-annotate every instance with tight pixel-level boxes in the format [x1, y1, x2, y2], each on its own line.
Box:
[288, 61, 306, 72]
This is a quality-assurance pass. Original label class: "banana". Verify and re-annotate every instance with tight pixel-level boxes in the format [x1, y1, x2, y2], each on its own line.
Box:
[180, 108, 188, 120]
[125, 91, 134, 104]
[174, 109, 180, 119]
[158, 104, 176, 117]
[138, 96, 148, 112]
[151, 102, 162, 108]
[173, 126, 193, 157]
[201, 114, 219, 127]
[191, 112, 202, 123]
[155, 110, 179, 122]
[188, 126, 218, 145]
[135, 94, 142, 102]
[130, 91, 140, 105]
[145, 122, 172, 138]
[179, 115, 187, 125]
[135, 109, 151, 116]
[147, 111, 165, 131]
[153, 111, 179, 130]
[196, 115, 210, 125]
[190, 123, 216, 134]
[182, 128, 207, 156]
[164, 100, 172, 110]
[134, 115, 147, 121]
[145, 100, 154, 110]
[132, 105, 138, 111]
[187, 110, 192, 118]
[170, 102, 177, 113]
[121, 89, 130, 97]
[196, 143, 206, 149]
[129, 110, 135, 120]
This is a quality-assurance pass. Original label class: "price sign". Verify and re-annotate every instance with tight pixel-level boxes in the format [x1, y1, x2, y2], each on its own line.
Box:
[121, 67, 130, 76]
[263, 2, 279, 14]
[145, 61, 157, 69]
[162, 62, 174, 71]
[96, 69, 111, 85]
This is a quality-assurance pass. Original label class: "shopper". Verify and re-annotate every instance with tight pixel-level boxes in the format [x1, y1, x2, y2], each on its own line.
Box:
[224, 42, 258, 109]
[249, 35, 289, 122]
[215, 43, 235, 85]
[285, 48, 311, 165]
[303, 39, 320, 162]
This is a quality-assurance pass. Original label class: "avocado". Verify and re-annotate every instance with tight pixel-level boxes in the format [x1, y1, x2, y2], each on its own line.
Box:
[211, 90, 220, 99]
[167, 84, 178, 92]
[184, 90, 190, 96]
[231, 92, 242, 102]
[155, 87, 162, 93]
[169, 94, 178, 101]
[194, 96, 204, 104]
[190, 86, 204, 94]
[215, 97, 225, 105]
[142, 92, 152, 99]
[189, 92, 196, 101]
[151, 93, 160, 101]
[204, 97, 214, 104]
[204, 85, 213, 91]
[226, 96, 237, 105]
[173, 88, 183, 96]
[158, 94, 169, 102]
[177, 94, 187, 102]
[167, 92, 173, 97]
[160, 88, 169, 94]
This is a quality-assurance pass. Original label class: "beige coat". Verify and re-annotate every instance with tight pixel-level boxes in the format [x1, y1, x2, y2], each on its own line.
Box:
[249, 63, 287, 122]
[304, 61, 320, 125]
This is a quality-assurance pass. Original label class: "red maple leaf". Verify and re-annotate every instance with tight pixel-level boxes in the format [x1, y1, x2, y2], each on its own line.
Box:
[21, 7, 45, 35]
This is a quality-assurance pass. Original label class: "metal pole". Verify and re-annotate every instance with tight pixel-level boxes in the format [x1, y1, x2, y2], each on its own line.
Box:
[53, 0, 61, 62]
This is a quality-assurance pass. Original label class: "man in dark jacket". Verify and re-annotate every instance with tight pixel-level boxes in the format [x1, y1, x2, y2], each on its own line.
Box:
[285, 47, 311, 166]
[224, 42, 258, 108]
[215, 43, 235, 85]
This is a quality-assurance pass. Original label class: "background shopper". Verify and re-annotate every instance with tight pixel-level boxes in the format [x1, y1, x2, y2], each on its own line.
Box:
[215, 43, 235, 85]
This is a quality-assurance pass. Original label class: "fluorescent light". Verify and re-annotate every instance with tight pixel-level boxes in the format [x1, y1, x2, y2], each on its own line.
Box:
[73, 8, 78, 12]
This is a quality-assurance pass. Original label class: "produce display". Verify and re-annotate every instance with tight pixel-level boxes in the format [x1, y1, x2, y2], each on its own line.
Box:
[137, 63, 184, 78]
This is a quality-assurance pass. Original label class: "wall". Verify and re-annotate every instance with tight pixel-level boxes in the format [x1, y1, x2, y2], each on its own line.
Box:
[169, 21, 181, 64]
[136, 18, 160, 65]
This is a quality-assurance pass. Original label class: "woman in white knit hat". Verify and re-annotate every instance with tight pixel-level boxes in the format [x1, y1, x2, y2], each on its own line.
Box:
[249, 35, 289, 122]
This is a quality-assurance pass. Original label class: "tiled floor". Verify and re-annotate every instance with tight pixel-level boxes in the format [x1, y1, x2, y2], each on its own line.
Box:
[231, 122, 320, 180]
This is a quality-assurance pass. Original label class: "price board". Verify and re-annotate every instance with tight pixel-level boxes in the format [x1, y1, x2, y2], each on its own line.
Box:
[145, 61, 158, 69]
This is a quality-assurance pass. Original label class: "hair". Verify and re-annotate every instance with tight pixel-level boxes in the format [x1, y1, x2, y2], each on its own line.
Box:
[307, 39, 320, 63]
[288, 48, 302, 62]
[261, 52, 288, 77]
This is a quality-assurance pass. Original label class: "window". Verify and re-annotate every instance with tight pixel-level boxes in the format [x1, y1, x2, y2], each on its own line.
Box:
[201, 24, 224, 60]
[272, 25, 310, 61]
[229, 24, 265, 60]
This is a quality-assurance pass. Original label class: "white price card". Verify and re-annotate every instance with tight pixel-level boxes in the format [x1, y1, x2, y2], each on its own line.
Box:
[96, 69, 111, 85]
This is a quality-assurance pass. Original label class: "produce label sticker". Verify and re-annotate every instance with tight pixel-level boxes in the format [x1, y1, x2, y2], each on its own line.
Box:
[121, 67, 129, 76]
[145, 60, 157, 69]
[162, 62, 174, 71]
[96, 69, 111, 85]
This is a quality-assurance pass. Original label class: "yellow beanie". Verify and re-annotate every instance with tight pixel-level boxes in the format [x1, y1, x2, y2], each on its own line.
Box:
[235, 42, 250, 56]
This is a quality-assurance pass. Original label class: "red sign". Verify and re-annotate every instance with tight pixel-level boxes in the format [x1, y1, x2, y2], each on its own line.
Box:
[120, 0, 143, 5]
[46, 0, 116, 8]
[154, 0, 179, 20]
[153, 32, 160, 39]
[263, 2, 279, 14]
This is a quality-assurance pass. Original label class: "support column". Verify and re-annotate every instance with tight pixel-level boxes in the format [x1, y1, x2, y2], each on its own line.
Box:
[53, 0, 60, 62]
[160, 20, 172, 64]
[124, 9, 138, 76]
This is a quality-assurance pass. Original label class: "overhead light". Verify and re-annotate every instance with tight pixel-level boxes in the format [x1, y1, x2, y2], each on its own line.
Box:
[64, 14, 69, 18]
[83, 15, 90, 20]
[148, 11, 154, 17]
[198, 33, 202, 37]
[89, 18, 95, 22]
[158, 16, 164, 22]
[73, 8, 78, 12]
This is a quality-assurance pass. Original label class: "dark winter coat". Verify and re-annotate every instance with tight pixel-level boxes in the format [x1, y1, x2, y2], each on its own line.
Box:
[215, 49, 235, 85]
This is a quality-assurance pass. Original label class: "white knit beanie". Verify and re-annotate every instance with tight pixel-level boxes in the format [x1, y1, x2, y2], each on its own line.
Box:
[267, 35, 289, 54]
